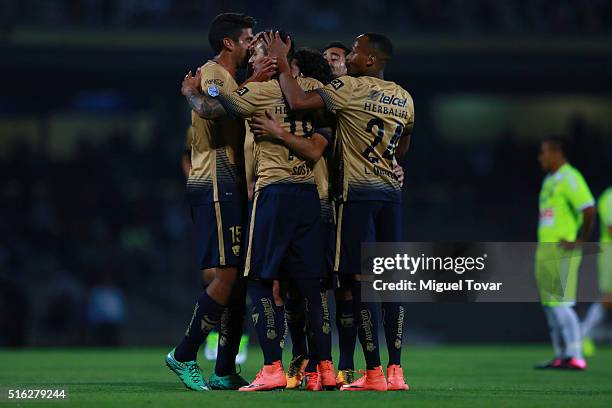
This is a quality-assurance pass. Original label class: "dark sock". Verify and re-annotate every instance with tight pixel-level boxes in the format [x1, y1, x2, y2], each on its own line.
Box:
[215, 280, 247, 376]
[295, 279, 332, 362]
[285, 291, 308, 358]
[382, 302, 405, 366]
[351, 280, 381, 369]
[175, 290, 225, 362]
[248, 279, 284, 365]
[335, 296, 356, 370]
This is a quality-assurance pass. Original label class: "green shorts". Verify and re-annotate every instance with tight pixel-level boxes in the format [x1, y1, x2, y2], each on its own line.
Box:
[599, 244, 612, 294]
[535, 244, 582, 307]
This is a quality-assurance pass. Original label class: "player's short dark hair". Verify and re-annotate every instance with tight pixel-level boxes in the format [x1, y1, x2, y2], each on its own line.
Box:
[256, 30, 295, 60]
[208, 13, 256, 54]
[322, 41, 350, 56]
[362, 33, 393, 61]
[292, 47, 334, 85]
[543, 136, 567, 155]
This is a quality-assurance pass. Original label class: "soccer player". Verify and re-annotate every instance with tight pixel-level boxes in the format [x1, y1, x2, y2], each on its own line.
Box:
[324, 40, 407, 388]
[180, 31, 336, 392]
[535, 137, 596, 371]
[322, 41, 350, 78]
[165, 12, 263, 391]
[181, 126, 252, 366]
[581, 186, 612, 354]
[265, 31, 414, 391]
[272, 47, 335, 391]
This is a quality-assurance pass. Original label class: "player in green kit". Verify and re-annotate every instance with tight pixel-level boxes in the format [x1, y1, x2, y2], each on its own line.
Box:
[535, 137, 596, 371]
[581, 186, 612, 355]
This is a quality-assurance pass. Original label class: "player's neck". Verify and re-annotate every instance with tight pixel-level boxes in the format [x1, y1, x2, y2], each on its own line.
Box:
[361, 69, 385, 79]
[213, 52, 237, 78]
[550, 159, 567, 173]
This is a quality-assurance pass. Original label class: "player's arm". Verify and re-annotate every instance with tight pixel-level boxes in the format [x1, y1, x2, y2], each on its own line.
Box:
[250, 111, 329, 162]
[606, 195, 612, 236]
[575, 206, 596, 244]
[264, 31, 325, 111]
[396, 124, 413, 159]
[560, 173, 596, 249]
[392, 158, 404, 188]
[181, 68, 227, 119]
[561, 205, 597, 249]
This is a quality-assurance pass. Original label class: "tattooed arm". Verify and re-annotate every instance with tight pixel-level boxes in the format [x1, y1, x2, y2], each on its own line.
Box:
[181, 68, 227, 119]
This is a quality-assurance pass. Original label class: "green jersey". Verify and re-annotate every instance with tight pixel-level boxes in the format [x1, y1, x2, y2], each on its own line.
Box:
[538, 163, 594, 243]
[599, 187, 612, 244]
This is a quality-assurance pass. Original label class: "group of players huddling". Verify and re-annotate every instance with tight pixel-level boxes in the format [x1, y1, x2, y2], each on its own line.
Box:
[165, 12, 414, 392]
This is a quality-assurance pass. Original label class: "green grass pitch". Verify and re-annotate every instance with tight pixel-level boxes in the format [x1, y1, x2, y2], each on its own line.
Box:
[1, 345, 611, 407]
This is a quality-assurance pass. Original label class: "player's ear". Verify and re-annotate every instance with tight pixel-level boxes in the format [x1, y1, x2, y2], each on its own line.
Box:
[366, 54, 376, 67]
[223, 37, 234, 52]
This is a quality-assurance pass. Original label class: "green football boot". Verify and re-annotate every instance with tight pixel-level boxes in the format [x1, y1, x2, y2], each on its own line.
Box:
[165, 348, 209, 391]
[208, 372, 250, 390]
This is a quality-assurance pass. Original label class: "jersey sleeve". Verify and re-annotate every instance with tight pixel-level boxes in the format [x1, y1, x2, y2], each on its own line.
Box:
[215, 83, 262, 118]
[314, 76, 353, 113]
[200, 64, 232, 93]
[561, 171, 595, 212]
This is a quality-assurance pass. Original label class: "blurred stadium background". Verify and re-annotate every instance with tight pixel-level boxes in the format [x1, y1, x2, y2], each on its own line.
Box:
[1, 0, 611, 348]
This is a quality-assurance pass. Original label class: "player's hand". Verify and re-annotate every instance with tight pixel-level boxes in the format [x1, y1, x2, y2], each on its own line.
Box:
[263, 30, 292, 60]
[250, 111, 284, 141]
[559, 239, 582, 250]
[181, 68, 201, 96]
[248, 57, 277, 83]
[393, 163, 405, 187]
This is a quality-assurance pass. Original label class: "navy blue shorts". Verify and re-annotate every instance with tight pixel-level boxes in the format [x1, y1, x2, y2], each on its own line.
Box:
[244, 183, 324, 280]
[190, 200, 244, 270]
[333, 200, 402, 275]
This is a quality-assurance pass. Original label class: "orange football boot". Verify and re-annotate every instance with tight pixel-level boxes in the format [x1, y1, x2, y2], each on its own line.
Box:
[285, 355, 309, 389]
[239, 361, 286, 392]
[304, 371, 321, 391]
[317, 360, 337, 390]
[386, 365, 409, 391]
[340, 366, 387, 391]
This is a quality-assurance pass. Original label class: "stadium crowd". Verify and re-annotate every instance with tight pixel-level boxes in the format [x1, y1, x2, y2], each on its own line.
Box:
[4, 0, 612, 34]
